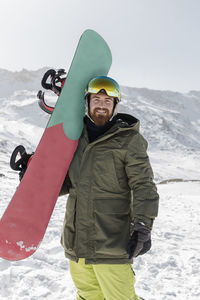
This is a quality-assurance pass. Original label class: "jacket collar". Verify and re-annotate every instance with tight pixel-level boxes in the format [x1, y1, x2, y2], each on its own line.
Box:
[82, 113, 140, 144]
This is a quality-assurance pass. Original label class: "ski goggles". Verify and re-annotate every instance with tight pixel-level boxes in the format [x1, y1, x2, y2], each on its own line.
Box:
[85, 76, 121, 101]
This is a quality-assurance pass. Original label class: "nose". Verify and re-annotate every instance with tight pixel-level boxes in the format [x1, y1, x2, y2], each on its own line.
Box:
[98, 100, 105, 108]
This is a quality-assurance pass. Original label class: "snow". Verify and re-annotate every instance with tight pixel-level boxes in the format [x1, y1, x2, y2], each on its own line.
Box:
[135, 182, 200, 300]
[16, 241, 37, 253]
[0, 68, 200, 299]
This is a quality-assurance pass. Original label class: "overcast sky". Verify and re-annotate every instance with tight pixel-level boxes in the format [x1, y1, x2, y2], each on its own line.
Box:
[0, 0, 200, 92]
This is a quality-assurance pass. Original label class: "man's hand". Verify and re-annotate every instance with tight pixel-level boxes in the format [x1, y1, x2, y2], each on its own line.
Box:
[127, 222, 151, 258]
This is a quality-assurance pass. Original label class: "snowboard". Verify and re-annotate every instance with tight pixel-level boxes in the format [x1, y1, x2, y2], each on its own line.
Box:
[0, 29, 112, 261]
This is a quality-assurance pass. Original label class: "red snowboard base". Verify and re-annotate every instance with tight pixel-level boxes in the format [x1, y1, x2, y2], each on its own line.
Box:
[0, 123, 78, 260]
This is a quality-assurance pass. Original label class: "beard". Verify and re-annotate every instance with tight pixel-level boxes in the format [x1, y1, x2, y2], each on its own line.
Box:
[89, 108, 112, 126]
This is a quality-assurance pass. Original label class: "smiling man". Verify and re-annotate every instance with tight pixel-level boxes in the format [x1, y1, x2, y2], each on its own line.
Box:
[60, 76, 159, 300]
[89, 93, 115, 126]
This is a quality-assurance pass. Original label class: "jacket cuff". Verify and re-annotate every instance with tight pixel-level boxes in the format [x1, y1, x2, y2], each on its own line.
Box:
[134, 215, 154, 230]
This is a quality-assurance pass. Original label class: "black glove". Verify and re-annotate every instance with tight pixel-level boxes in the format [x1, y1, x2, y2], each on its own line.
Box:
[127, 222, 151, 258]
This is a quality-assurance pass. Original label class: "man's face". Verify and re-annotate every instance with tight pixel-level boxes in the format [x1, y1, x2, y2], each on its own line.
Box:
[89, 93, 115, 126]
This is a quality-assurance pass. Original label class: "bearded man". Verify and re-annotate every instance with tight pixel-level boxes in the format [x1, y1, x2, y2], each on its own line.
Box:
[60, 76, 159, 300]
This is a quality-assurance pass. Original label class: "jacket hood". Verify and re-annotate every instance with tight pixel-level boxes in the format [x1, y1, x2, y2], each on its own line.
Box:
[113, 113, 140, 133]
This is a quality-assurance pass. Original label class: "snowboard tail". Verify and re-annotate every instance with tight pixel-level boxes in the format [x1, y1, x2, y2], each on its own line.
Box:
[0, 124, 78, 260]
[0, 29, 112, 260]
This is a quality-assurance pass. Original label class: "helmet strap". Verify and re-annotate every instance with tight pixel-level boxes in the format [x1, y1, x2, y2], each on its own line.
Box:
[85, 96, 95, 123]
[109, 99, 118, 121]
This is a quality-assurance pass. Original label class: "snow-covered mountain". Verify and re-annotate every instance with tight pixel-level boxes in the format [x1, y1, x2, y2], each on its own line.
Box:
[0, 68, 200, 300]
[120, 87, 200, 151]
[0, 68, 49, 98]
[1, 67, 200, 152]
[0, 68, 199, 181]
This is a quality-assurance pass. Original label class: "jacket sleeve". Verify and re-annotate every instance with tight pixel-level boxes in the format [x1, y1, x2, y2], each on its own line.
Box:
[125, 132, 159, 229]
[59, 172, 72, 196]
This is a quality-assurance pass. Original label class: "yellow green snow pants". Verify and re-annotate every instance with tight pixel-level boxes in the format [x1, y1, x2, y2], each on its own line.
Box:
[69, 258, 141, 300]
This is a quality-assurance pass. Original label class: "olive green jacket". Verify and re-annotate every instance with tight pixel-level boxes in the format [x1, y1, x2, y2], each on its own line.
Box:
[60, 113, 159, 264]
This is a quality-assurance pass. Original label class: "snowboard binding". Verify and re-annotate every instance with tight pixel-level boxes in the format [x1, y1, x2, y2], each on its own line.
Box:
[10, 145, 33, 181]
[11, 69, 66, 179]
[37, 68, 66, 114]
[37, 90, 55, 114]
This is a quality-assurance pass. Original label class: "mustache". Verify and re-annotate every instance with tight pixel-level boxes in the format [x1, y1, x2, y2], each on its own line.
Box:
[94, 108, 109, 113]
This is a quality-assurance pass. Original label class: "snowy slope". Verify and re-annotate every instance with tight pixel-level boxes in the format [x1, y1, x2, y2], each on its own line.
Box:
[0, 68, 200, 299]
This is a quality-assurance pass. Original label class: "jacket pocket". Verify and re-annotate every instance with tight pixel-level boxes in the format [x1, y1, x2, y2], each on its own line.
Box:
[94, 198, 130, 256]
[61, 195, 76, 250]
[93, 151, 124, 193]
